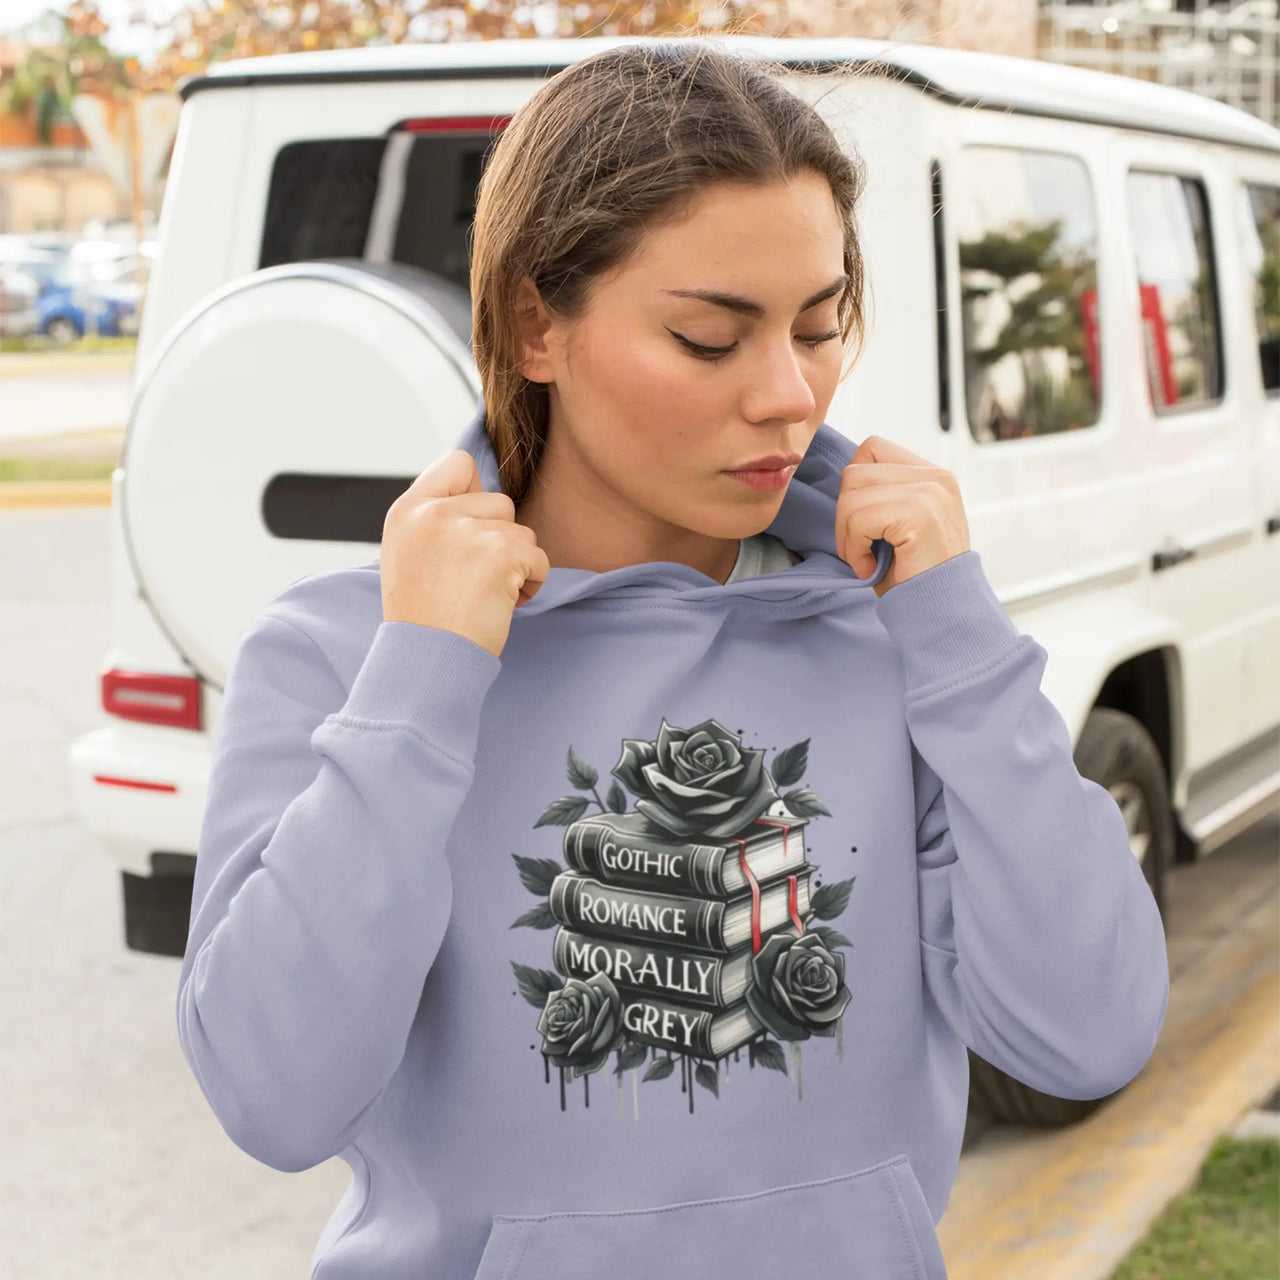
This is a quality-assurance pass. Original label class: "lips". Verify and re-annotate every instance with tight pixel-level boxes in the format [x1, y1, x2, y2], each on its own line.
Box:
[723, 464, 797, 492]
[726, 454, 803, 472]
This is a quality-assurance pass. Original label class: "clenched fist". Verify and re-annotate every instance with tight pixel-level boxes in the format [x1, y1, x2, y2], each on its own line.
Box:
[835, 435, 971, 598]
[381, 450, 550, 660]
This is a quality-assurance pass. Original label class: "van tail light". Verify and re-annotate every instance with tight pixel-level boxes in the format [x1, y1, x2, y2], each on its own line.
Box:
[396, 115, 512, 134]
[101, 668, 202, 731]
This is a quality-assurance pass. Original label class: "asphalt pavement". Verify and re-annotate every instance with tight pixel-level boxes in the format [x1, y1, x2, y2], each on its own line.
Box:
[0, 367, 131, 444]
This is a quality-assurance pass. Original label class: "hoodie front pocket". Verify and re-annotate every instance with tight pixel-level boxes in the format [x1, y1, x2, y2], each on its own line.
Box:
[470, 1152, 947, 1280]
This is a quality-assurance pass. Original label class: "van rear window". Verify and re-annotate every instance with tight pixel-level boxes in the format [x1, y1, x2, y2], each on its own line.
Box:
[258, 130, 498, 294]
[260, 138, 387, 270]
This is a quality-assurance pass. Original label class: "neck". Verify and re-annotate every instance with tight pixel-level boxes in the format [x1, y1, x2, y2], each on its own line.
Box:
[512, 432, 743, 585]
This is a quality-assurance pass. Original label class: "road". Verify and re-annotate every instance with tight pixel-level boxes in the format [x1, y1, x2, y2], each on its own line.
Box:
[0, 501, 1275, 1278]
[0, 503, 360, 1278]
[0, 367, 132, 444]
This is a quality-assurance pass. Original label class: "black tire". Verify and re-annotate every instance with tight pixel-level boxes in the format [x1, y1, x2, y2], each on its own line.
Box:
[967, 707, 1173, 1128]
[1075, 707, 1172, 924]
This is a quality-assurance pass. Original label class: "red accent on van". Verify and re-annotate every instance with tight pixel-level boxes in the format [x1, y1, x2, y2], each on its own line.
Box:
[92, 774, 178, 793]
[398, 115, 512, 133]
[101, 669, 202, 731]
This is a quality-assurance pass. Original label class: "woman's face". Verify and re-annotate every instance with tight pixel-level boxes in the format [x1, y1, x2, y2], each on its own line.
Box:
[515, 170, 849, 556]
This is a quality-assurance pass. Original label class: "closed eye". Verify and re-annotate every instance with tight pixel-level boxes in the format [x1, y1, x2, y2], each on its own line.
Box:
[668, 328, 842, 363]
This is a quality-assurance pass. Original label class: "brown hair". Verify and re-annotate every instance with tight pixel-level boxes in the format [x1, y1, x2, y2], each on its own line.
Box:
[469, 39, 872, 504]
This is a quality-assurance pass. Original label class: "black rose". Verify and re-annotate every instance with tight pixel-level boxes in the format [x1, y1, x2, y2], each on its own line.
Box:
[744, 929, 852, 1042]
[536, 972, 625, 1077]
[611, 717, 780, 839]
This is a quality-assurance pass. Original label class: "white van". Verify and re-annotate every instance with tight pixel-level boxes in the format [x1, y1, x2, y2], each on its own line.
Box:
[67, 34, 1280, 1127]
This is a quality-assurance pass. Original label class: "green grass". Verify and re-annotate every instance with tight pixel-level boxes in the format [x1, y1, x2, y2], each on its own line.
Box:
[0, 454, 118, 482]
[0, 426, 123, 483]
[0, 334, 137, 354]
[1110, 1134, 1280, 1280]
[0, 335, 137, 380]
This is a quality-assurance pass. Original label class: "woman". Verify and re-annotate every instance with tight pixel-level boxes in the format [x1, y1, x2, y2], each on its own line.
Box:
[177, 39, 1168, 1280]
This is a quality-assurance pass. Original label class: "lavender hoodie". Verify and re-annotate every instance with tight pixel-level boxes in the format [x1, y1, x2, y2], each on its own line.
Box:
[177, 403, 1169, 1280]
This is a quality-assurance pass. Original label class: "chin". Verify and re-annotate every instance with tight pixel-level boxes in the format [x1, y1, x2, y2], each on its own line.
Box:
[655, 476, 786, 541]
[689, 507, 780, 543]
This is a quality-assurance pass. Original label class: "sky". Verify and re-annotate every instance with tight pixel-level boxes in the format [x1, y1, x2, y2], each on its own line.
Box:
[0, 0, 192, 63]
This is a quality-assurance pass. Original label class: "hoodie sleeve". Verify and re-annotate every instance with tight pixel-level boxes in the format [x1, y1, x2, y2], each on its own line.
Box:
[175, 608, 502, 1173]
[874, 550, 1169, 1100]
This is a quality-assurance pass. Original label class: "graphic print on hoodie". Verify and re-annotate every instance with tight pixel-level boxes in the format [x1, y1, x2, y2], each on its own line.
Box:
[176, 400, 1169, 1280]
[514, 717, 857, 1110]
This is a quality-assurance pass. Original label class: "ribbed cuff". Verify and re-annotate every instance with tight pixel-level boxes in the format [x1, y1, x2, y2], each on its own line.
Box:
[874, 550, 1024, 693]
[338, 621, 502, 760]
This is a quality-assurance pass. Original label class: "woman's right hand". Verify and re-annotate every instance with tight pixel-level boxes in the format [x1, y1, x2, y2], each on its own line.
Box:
[381, 449, 551, 660]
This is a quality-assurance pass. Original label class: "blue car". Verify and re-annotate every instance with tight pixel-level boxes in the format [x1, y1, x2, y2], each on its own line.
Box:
[36, 269, 136, 342]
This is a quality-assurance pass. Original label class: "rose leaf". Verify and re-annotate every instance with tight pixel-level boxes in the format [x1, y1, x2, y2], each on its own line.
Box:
[694, 1062, 720, 1097]
[571, 1049, 612, 1079]
[566, 745, 599, 790]
[614, 1040, 649, 1074]
[510, 960, 565, 1008]
[510, 902, 558, 931]
[511, 853, 563, 896]
[642, 1055, 676, 1082]
[750, 1038, 789, 1075]
[771, 739, 811, 788]
[810, 876, 856, 920]
[812, 925, 854, 950]
[781, 786, 832, 818]
[534, 795, 591, 827]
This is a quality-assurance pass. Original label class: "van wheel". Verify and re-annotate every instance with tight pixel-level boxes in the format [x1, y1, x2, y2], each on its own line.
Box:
[1076, 707, 1172, 922]
[966, 707, 1173, 1128]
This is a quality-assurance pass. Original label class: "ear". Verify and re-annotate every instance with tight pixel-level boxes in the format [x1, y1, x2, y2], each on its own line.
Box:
[513, 276, 556, 383]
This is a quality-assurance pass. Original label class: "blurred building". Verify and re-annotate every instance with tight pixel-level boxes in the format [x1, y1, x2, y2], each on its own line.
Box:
[0, 36, 128, 234]
[1039, 0, 1279, 126]
[780, 0, 1276, 124]
[788, 0, 1039, 57]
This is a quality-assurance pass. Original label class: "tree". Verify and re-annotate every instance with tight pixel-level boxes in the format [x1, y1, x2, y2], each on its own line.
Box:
[0, 3, 119, 143]
[134, 0, 797, 92]
[1, 2, 148, 131]
[11, 0, 799, 102]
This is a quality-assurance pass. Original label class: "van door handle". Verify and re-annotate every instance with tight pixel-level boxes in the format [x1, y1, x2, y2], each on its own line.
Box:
[1152, 545, 1197, 571]
[1267, 514, 1280, 536]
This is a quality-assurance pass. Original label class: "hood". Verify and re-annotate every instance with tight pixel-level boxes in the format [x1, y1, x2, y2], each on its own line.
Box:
[447, 401, 894, 619]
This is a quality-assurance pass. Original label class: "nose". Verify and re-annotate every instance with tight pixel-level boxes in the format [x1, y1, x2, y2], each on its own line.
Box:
[740, 332, 818, 426]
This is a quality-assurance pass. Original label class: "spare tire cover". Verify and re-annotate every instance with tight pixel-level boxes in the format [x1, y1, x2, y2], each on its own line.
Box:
[121, 258, 480, 689]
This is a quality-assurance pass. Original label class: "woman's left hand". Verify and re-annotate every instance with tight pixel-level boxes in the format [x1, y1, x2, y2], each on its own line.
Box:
[834, 435, 972, 599]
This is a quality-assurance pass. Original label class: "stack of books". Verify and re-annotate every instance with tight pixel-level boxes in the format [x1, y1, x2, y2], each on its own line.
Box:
[549, 807, 814, 1061]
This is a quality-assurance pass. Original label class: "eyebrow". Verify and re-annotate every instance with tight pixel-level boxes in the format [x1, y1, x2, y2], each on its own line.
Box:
[663, 274, 849, 319]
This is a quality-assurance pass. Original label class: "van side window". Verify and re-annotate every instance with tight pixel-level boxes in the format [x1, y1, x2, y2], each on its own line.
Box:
[258, 131, 496, 293]
[1125, 169, 1223, 411]
[1242, 183, 1280, 394]
[953, 146, 1102, 444]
